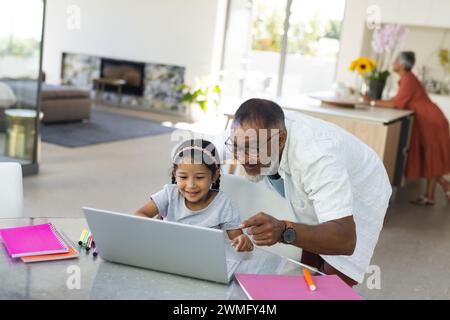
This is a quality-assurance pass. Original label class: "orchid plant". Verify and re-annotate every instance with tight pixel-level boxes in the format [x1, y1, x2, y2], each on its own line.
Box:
[349, 24, 407, 97]
[369, 24, 407, 82]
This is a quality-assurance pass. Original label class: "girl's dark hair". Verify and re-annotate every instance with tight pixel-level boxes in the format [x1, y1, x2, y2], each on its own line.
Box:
[171, 139, 221, 190]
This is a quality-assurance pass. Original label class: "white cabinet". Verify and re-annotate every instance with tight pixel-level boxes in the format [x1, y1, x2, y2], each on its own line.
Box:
[396, 0, 432, 26]
[367, 0, 400, 24]
[429, 0, 450, 28]
[368, 0, 450, 28]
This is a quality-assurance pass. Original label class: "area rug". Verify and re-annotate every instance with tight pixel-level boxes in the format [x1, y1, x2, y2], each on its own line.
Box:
[40, 110, 174, 147]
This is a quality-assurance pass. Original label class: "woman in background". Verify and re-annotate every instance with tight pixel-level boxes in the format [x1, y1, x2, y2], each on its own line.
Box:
[365, 51, 450, 205]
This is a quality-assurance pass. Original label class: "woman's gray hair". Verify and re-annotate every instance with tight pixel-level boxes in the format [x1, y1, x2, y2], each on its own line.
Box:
[399, 51, 415, 71]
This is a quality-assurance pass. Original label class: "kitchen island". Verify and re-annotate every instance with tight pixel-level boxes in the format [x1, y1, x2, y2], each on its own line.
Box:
[281, 97, 414, 190]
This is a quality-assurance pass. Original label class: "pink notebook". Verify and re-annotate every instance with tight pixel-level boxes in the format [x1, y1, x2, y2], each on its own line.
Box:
[0, 223, 69, 258]
[235, 273, 364, 300]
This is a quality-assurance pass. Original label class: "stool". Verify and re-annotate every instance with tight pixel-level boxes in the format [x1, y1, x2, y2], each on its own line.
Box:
[93, 77, 126, 105]
[5, 109, 42, 161]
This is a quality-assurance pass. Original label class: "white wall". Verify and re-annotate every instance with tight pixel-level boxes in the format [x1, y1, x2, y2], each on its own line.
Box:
[335, 0, 369, 88]
[389, 26, 450, 83]
[43, 0, 226, 85]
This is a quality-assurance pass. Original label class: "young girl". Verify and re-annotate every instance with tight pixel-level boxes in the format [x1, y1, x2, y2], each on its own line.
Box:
[135, 139, 253, 252]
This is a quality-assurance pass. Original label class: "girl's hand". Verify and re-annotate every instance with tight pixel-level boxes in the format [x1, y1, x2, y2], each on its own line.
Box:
[231, 234, 254, 252]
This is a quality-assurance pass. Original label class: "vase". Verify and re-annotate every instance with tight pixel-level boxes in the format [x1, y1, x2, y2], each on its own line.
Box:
[353, 75, 371, 98]
[354, 75, 363, 97]
[368, 79, 386, 100]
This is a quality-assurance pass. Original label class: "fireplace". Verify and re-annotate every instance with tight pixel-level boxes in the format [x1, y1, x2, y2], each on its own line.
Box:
[62, 52, 185, 115]
[99, 58, 145, 96]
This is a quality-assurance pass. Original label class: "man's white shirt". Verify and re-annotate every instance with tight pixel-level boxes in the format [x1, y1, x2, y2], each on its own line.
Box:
[272, 111, 392, 283]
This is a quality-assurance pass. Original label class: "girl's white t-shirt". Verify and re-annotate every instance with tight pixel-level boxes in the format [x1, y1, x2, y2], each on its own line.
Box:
[151, 184, 241, 231]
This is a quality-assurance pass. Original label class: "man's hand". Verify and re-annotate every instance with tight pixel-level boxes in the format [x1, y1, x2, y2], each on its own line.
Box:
[231, 234, 254, 252]
[240, 212, 286, 246]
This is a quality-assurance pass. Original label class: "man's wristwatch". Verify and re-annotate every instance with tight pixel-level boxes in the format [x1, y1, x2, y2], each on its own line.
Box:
[281, 220, 296, 244]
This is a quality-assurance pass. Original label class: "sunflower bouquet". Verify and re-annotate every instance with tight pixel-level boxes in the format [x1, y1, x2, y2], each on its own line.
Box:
[349, 56, 391, 82]
[349, 57, 377, 76]
[349, 55, 391, 99]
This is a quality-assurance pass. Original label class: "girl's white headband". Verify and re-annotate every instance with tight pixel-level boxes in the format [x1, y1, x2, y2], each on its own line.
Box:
[173, 146, 218, 165]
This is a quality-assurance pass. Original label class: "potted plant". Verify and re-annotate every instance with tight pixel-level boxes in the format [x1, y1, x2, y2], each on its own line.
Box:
[350, 24, 407, 100]
[366, 69, 391, 101]
[369, 24, 407, 99]
[438, 48, 450, 95]
[177, 79, 221, 122]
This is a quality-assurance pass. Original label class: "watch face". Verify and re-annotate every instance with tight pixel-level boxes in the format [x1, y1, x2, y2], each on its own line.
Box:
[283, 228, 296, 244]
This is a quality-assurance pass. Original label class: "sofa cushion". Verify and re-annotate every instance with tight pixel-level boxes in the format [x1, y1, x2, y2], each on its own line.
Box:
[41, 98, 91, 123]
[41, 84, 90, 100]
[0, 82, 17, 107]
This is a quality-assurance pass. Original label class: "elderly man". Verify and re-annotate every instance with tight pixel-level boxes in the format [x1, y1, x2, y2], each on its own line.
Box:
[227, 98, 392, 286]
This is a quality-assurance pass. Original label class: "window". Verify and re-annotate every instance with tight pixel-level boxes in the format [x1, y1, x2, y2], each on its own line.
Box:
[221, 0, 346, 101]
[0, 0, 45, 174]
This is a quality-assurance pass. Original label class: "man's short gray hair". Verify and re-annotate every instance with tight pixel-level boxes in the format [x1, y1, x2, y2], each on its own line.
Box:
[233, 98, 285, 129]
[399, 51, 415, 71]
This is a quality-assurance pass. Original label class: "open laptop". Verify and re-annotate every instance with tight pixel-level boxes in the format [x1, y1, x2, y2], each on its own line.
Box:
[82, 207, 240, 284]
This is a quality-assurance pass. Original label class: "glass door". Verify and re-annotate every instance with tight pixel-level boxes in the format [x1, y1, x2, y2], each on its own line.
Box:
[282, 0, 346, 101]
[221, 0, 346, 105]
[0, 0, 45, 175]
[221, 0, 288, 101]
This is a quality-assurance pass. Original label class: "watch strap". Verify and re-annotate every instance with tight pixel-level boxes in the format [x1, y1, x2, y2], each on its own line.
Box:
[283, 220, 294, 230]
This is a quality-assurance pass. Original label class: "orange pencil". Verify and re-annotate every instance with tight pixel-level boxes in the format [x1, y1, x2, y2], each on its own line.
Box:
[303, 268, 316, 291]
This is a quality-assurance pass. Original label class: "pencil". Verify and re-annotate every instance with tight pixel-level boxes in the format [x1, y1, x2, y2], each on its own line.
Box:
[78, 229, 87, 246]
[303, 268, 316, 291]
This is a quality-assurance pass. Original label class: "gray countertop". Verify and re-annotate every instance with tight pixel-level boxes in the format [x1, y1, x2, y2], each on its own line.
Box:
[281, 96, 414, 124]
[0, 217, 308, 300]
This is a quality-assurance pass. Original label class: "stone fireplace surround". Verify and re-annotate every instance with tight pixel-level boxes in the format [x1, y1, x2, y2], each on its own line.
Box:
[61, 52, 186, 117]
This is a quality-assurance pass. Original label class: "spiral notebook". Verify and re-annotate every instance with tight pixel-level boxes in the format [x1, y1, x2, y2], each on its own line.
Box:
[235, 273, 364, 300]
[20, 229, 79, 263]
[0, 223, 69, 258]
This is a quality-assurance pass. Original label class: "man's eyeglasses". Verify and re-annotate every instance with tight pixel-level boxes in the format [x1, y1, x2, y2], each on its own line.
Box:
[224, 131, 280, 160]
